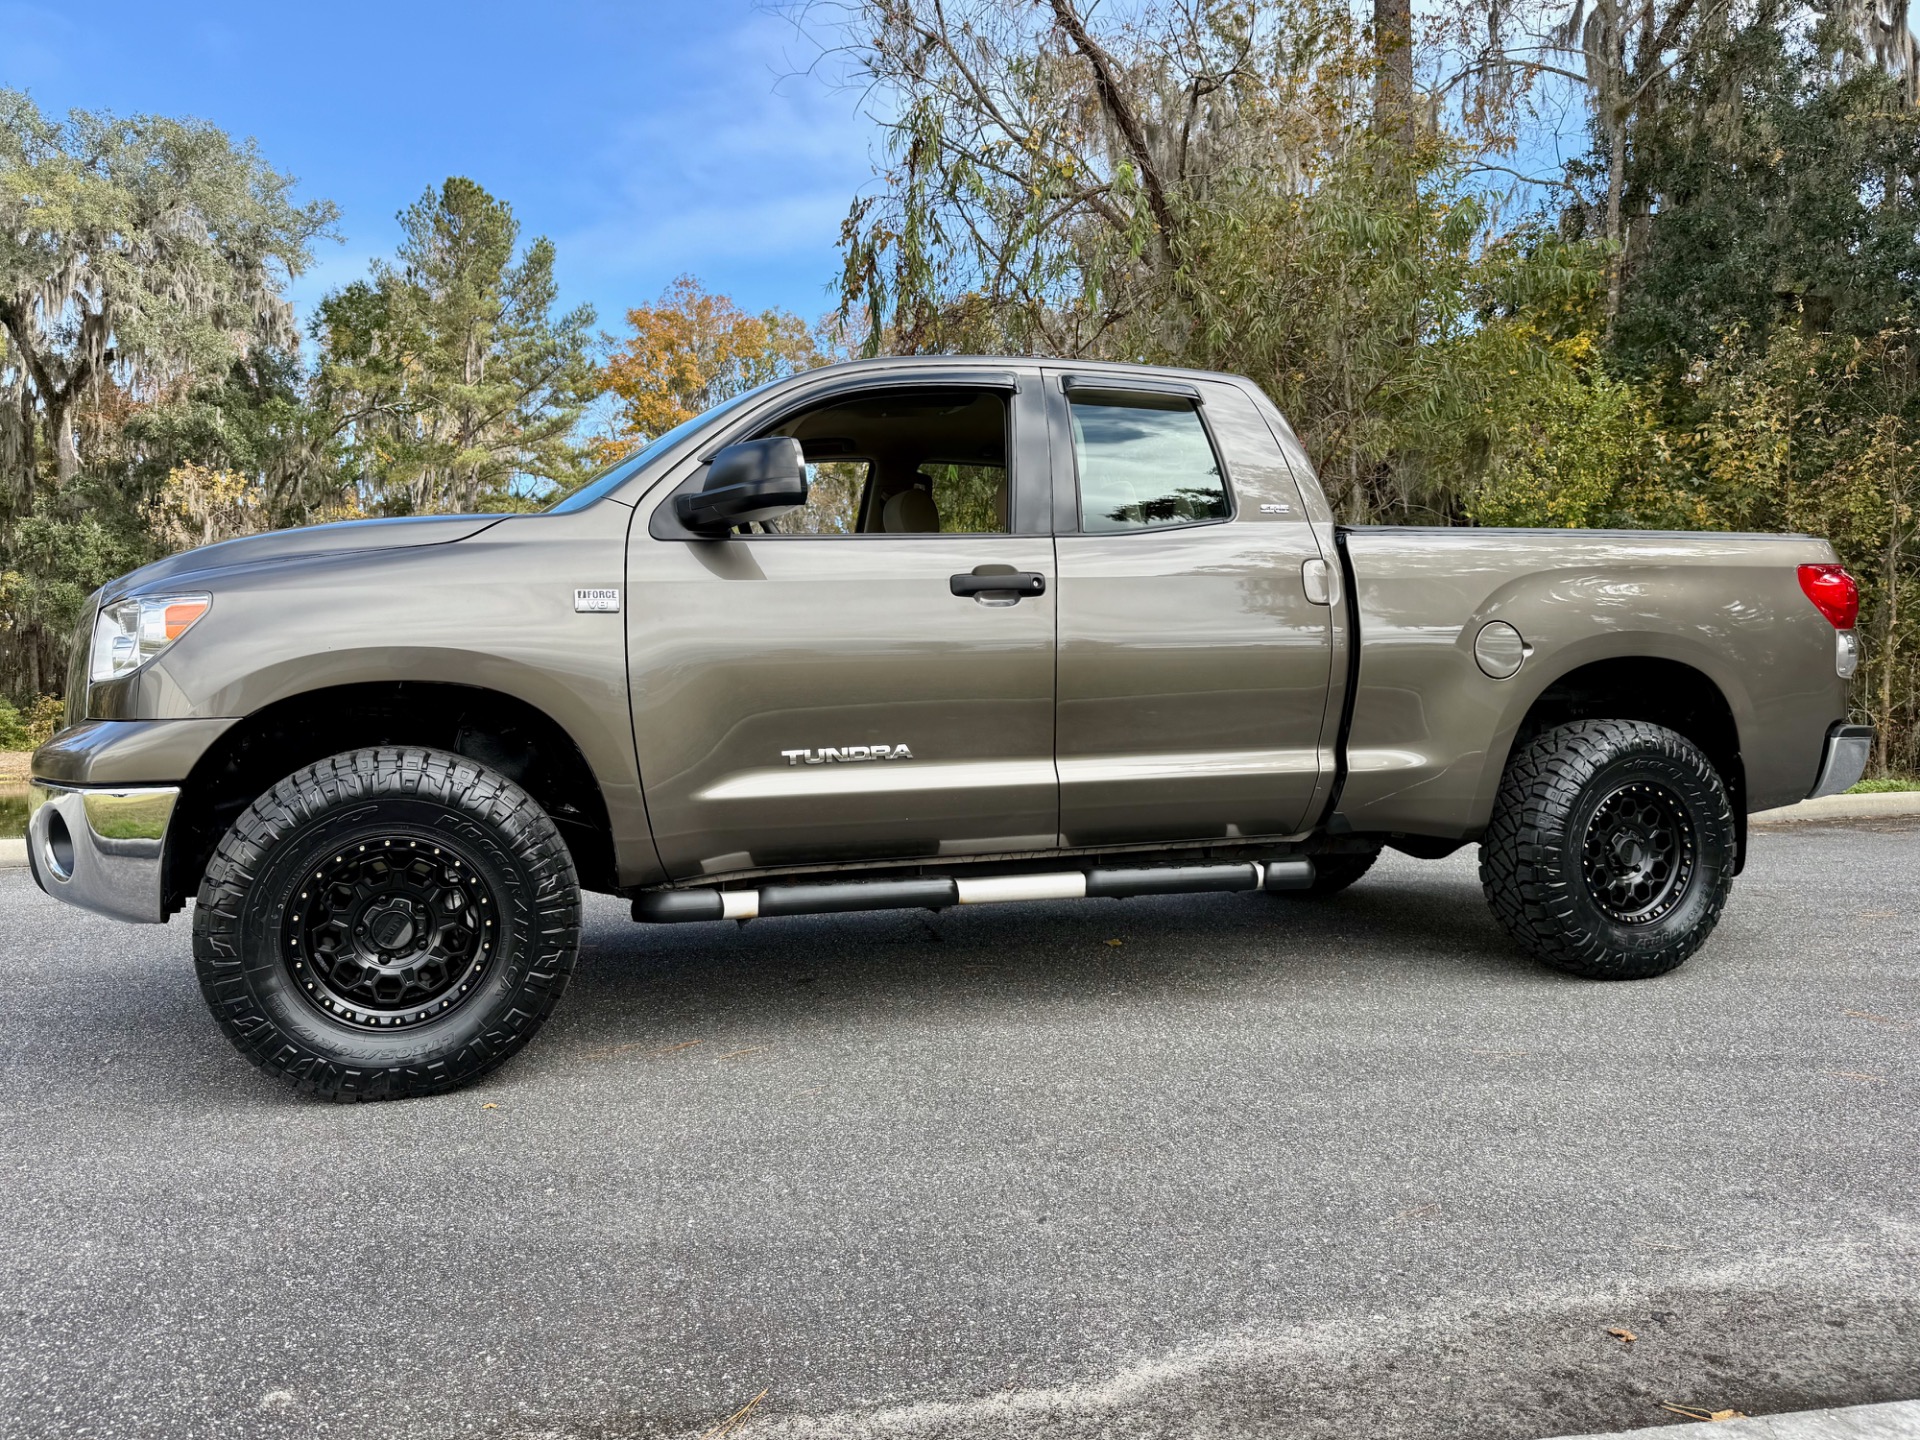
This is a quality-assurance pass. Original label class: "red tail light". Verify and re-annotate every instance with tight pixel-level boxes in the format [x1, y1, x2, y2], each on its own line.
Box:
[1798, 564, 1860, 629]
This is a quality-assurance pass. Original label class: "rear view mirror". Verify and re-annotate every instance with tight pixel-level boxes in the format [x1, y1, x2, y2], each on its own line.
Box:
[675, 437, 808, 534]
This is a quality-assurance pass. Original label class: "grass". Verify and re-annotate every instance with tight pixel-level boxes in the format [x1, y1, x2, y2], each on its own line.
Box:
[0, 751, 30, 784]
[1847, 776, 1920, 793]
[0, 786, 26, 841]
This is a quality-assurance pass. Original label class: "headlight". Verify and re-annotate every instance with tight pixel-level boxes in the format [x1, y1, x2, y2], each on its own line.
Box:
[90, 594, 212, 683]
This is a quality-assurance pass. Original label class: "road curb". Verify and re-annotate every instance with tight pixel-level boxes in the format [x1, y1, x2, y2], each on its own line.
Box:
[0, 838, 27, 870]
[1544, 1399, 1920, 1438]
[1750, 792, 1920, 827]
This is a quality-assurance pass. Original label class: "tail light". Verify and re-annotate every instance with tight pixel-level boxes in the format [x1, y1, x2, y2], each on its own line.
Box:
[1797, 564, 1859, 629]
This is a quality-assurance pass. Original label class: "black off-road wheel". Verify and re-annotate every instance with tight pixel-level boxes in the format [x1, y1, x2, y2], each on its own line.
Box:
[1479, 720, 1735, 980]
[1281, 848, 1380, 898]
[193, 748, 580, 1101]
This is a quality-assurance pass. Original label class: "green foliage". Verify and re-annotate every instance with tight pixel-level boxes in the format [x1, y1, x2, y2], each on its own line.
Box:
[0, 693, 61, 749]
[0, 88, 336, 491]
[1847, 776, 1920, 791]
[1469, 351, 1681, 529]
[314, 178, 598, 514]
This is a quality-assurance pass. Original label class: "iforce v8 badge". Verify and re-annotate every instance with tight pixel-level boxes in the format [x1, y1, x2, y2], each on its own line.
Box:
[574, 588, 620, 613]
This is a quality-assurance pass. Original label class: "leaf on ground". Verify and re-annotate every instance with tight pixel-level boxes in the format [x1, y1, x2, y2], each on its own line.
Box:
[1104, 938, 1124, 947]
[479, 1102, 499, 1110]
[1607, 1327, 1637, 1344]
[702, 1386, 769, 1438]
[1660, 1403, 1747, 1422]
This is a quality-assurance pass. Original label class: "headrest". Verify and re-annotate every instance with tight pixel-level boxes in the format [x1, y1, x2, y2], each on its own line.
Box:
[883, 489, 940, 534]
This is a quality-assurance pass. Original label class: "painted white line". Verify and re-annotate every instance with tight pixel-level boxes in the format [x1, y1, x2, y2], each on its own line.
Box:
[1543, 1398, 1920, 1439]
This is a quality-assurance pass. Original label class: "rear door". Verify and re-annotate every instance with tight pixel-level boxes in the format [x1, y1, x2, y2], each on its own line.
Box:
[1048, 371, 1336, 848]
[626, 371, 1060, 878]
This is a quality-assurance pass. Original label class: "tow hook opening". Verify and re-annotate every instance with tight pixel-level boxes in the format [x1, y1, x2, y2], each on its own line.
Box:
[43, 810, 75, 881]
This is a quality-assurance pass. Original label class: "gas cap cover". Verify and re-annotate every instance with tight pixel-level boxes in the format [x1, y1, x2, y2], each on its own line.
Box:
[1474, 621, 1528, 679]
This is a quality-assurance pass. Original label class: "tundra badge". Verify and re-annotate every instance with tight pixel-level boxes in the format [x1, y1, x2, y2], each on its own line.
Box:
[781, 745, 915, 765]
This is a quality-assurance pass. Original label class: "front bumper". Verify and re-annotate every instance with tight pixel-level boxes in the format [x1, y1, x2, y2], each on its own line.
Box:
[26, 782, 180, 924]
[1808, 722, 1875, 800]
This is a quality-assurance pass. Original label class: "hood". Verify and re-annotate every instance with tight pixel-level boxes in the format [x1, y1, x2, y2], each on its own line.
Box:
[105, 513, 509, 599]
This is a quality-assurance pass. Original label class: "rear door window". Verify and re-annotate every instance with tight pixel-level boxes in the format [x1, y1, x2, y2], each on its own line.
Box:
[1068, 395, 1230, 532]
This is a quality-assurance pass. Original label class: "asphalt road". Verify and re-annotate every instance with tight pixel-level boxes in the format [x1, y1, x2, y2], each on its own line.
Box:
[2, 821, 1916, 1440]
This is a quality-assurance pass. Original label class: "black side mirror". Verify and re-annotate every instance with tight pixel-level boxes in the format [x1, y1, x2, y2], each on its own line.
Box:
[675, 437, 809, 534]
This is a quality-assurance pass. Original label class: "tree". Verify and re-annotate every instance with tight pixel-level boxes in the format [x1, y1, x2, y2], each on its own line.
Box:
[0, 90, 335, 499]
[314, 178, 597, 514]
[596, 275, 820, 458]
[0, 91, 334, 702]
[823, 0, 1603, 519]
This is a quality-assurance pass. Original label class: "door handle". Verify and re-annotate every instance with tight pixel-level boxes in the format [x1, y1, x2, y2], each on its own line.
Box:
[950, 570, 1046, 599]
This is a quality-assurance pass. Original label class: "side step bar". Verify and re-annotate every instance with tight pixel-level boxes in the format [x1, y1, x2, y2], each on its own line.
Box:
[633, 858, 1315, 924]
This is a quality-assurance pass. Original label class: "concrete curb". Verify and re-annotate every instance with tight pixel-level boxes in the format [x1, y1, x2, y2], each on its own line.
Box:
[0, 838, 26, 870]
[1749, 791, 1920, 827]
[1545, 1398, 1920, 1439]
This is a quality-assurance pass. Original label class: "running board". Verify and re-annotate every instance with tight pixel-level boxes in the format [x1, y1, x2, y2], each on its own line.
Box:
[632, 859, 1315, 924]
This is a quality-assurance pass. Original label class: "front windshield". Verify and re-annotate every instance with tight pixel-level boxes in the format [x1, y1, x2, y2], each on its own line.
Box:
[545, 385, 771, 513]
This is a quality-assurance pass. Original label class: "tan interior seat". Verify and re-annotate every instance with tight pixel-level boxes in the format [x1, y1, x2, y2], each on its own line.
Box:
[882, 489, 940, 534]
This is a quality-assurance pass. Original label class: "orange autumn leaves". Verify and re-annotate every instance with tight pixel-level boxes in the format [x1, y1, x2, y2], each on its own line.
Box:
[593, 275, 825, 466]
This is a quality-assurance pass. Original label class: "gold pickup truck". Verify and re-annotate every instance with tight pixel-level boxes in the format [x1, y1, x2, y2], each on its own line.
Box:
[27, 358, 1870, 1099]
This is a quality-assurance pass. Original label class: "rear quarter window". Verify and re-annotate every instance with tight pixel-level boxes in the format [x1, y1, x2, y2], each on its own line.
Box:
[1069, 396, 1230, 532]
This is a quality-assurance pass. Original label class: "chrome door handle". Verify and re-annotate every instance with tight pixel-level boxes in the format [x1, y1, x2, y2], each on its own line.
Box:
[950, 571, 1046, 599]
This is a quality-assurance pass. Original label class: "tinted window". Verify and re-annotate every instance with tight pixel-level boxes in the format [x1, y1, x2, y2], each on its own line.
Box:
[1070, 397, 1229, 532]
[751, 388, 1011, 536]
[763, 461, 870, 535]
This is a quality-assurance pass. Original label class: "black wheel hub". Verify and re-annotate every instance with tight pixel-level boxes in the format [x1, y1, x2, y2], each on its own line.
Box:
[286, 838, 497, 1029]
[1580, 780, 1695, 925]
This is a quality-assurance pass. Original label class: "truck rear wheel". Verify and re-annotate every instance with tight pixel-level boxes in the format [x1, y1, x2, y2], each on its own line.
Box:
[192, 747, 580, 1101]
[1479, 720, 1735, 980]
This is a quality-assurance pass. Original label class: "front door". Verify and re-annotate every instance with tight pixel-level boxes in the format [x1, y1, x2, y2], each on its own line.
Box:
[627, 377, 1059, 879]
[1049, 371, 1336, 848]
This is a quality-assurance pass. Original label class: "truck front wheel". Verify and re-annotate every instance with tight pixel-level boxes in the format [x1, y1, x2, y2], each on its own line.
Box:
[1479, 720, 1735, 980]
[192, 748, 581, 1101]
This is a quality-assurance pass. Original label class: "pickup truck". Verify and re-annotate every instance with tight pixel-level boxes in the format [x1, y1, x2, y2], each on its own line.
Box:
[25, 357, 1872, 1100]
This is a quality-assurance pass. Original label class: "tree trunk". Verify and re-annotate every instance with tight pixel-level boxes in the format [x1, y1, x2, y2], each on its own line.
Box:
[1372, 0, 1416, 154]
[1604, 118, 1628, 323]
[47, 394, 80, 484]
[1877, 519, 1903, 775]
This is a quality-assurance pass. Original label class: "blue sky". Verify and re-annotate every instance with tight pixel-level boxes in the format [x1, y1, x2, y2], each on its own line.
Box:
[3, 0, 879, 333]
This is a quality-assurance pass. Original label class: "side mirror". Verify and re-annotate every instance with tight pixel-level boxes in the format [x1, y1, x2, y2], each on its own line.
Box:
[675, 437, 808, 534]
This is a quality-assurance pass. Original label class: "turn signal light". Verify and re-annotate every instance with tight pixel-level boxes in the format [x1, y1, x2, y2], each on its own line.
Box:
[1797, 564, 1859, 629]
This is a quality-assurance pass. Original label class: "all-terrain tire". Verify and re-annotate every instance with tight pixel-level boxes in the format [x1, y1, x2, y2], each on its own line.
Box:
[1280, 848, 1380, 898]
[193, 747, 580, 1101]
[1479, 720, 1734, 980]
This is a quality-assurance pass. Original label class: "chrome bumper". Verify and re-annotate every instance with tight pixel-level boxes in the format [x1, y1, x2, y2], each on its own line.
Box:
[26, 782, 180, 924]
[1808, 723, 1875, 800]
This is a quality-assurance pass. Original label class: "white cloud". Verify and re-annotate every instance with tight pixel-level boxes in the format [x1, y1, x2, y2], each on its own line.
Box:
[550, 7, 881, 314]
